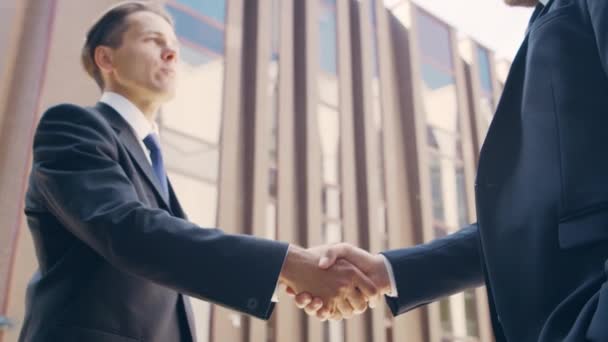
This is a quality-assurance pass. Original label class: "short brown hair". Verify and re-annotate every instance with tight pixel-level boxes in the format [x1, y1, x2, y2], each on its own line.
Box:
[81, 1, 174, 89]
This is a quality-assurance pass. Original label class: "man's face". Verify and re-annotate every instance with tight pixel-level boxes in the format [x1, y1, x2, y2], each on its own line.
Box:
[503, 0, 539, 7]
[106, 11, 179, 102]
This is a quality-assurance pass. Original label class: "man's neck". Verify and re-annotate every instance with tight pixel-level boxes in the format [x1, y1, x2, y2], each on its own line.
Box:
[103, 86, 160, 123]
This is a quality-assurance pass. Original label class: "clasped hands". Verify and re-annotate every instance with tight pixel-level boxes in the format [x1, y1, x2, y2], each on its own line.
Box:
[278, 243, 391, 321]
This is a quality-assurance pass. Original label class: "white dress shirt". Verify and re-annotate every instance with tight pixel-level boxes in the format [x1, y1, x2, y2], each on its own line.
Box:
[99, 91, 158, 165]
[539, 0, 548, 5]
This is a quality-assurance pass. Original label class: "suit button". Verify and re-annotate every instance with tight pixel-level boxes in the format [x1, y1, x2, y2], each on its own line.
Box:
[247, 298, 258, 311]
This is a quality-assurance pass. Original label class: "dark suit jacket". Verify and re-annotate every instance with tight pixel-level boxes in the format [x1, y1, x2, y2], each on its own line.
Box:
[383, 1, 608, 341]
[19, 102, 289, 342]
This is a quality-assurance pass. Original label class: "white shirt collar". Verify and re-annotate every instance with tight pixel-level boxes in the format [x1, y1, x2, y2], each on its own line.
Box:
[539, 0, 548, 6]
[99, 91, 158, 141]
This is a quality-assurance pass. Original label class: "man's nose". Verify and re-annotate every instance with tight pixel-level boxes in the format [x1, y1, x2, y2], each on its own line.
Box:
[162, 48, 177, 62]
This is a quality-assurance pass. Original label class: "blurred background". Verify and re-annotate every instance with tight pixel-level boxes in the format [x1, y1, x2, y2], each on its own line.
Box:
[0, 0, 533, 341]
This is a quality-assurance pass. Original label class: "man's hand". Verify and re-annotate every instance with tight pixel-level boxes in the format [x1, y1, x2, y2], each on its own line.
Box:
[289, 243, 392, 319]
[279, 245, 379, 321]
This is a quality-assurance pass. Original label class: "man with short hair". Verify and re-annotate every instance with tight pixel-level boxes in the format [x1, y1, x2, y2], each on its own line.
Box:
[19, 2, 378, 341]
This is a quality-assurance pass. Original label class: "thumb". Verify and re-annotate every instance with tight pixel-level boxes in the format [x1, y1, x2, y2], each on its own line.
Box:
[318, 254, 335, 269]
[318, 244, 347, 269]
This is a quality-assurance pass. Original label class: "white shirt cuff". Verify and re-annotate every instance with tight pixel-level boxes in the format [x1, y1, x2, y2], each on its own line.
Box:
[380, 254, 399, 298]
[271, 287, 279, 303]
[272, 245, 291, 303]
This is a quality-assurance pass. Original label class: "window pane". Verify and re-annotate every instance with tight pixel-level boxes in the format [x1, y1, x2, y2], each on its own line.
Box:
[421, 64, 460, 137]
[268, 167, 277, 198]
[162, 126, 219, 182]
[370, 0, 380, 77]
[324, 221, 343, 244]
[162, 45, 224, 143]
[168, 172, 218, 227]
[319, 73, 340, 108]
[430, 154, 445, 222]
[421, 62, 454, 90]
[318, 104, 340, 184]
[427, 126, 463, 160]
[271, 0, 281, 59]
[416, 8, 453, 69]
[456, 167, 469, 227]
[175, 0, 226, 24]
[465, 290, 480, 338]
[324, 186, 342, 219]
[429, 154, 469, 232]
[378, 204, 389, 249]
[266, 201, 277, 240]
[477, 46, 493, 93]
[434, 223, 449, 238]
[440, 298, 452, 334]
[319, 1, 338, 75]
[168, 5, 224, 55]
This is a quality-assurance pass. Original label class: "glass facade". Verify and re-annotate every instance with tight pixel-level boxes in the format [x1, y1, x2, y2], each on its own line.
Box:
[415, 7, 477, 342]
[0, 1, 508, 342]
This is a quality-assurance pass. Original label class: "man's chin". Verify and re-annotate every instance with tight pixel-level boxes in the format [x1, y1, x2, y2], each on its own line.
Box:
[504, 0, 538, 7]
[153, 87, 176, 103]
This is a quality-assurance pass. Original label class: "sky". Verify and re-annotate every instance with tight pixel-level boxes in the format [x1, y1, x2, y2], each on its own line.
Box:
[405, 0, 535, 60]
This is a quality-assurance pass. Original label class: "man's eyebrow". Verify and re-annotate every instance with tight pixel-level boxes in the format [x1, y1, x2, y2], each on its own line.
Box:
[142, 31, 179, 44]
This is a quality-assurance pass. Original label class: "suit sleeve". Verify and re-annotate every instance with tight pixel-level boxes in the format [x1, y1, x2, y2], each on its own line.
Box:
[31, 104, 288, 320]
[380, 224, 484, 316]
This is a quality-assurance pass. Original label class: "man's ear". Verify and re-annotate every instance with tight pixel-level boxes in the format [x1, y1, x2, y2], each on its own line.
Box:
[94, 46, 114, 75]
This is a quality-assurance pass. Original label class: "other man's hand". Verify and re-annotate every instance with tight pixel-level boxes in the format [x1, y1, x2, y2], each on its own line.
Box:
[279, 245, 379, 321]
[289, 243, 392, 319]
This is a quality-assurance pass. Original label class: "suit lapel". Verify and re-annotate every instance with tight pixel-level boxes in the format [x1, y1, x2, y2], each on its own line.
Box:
[480, 4, 544, 158]
[94, 103, 172, 210]
[477, 4, 556, 186]
[525, 3, 548, 34]
[477, 30, 531, 184]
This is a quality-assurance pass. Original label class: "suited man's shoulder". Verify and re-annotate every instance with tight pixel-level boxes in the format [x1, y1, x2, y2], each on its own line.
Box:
[40, 102, 101, 122]
[33, 102, 118, 157]
[37, 102, 113, 134]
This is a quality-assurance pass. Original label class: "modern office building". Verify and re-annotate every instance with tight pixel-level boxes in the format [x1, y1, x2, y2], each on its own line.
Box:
[0, 0, 509, 341]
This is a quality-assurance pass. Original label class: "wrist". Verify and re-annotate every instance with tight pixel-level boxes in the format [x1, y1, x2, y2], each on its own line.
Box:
[279, 245, 314, 289]
[371, 254, 392, 294]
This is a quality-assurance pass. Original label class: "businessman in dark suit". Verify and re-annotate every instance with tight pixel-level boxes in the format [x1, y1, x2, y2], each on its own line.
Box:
[295, 0, 608, 340]
[18, 2, 380, 341]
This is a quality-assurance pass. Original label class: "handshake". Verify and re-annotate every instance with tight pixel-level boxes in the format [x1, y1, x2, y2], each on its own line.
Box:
[278, 243, 392, 321]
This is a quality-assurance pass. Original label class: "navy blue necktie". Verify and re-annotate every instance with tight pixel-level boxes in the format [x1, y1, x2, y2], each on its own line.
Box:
[143, 133, 169, 199]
